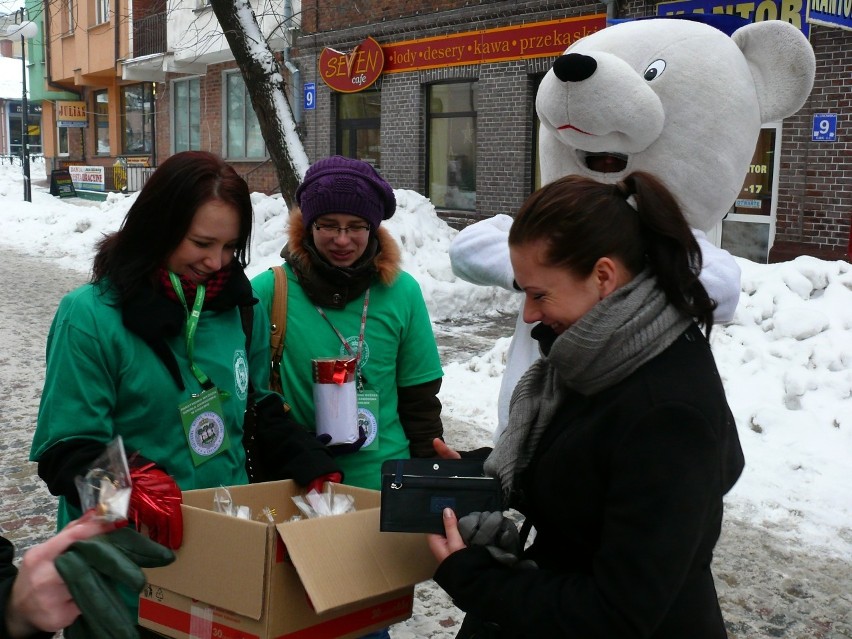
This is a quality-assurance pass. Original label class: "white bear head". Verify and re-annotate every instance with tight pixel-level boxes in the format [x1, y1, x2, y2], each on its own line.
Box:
[535, 18, 815, 232]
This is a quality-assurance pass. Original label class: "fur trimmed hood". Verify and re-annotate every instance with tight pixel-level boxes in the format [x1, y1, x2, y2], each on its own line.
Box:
[285, 208, 401, 286]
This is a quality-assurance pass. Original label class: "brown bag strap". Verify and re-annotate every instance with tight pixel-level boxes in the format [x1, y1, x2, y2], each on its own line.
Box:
[269, 265, 288, 393]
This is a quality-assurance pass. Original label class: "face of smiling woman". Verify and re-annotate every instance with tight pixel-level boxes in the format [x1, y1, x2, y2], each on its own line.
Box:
[166, 199, 241, 284]
[510, 238, 628, 334]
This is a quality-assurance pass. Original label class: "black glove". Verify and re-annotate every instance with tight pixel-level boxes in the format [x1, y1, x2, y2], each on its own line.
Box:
[457, 511, 536, 569]
[55, 526, 176, 639]
[317, 426, 367, 457]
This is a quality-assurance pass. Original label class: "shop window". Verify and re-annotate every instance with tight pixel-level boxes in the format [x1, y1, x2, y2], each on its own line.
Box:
[122, 83, 155, 155]
[57, 125, 69, 156]
[427, 82, 477, 211]
[224, 72, 266, 160]
[173, 78, 200, 153]
[336, 90, 381, 168]
[8, 102, 41, 157]
[720, 125, 780, 263]
[94, 90, 110, 155]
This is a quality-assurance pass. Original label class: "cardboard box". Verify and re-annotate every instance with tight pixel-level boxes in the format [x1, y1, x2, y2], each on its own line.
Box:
[139, 480, 438, 639]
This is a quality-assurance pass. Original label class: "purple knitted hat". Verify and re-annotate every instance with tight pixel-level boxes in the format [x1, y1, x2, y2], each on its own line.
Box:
[296, 156, 396, 230]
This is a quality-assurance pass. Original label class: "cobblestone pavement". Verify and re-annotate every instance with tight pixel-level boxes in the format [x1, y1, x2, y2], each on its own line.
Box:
[1, 247, 850, 637]
[0, 249, 86, 554]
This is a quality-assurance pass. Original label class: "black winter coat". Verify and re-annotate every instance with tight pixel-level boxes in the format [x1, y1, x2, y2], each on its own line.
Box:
[434, 324, 744, 638]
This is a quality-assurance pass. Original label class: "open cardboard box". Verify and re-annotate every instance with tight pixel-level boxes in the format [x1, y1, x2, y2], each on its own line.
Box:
[139, 480, 437, 639]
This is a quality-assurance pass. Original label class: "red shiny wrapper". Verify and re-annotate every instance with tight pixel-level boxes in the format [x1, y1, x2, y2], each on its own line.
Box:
[312, 357, 357, 385]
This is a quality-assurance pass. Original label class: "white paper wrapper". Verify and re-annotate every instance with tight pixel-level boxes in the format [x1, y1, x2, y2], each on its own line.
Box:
[313, 380, 359, 444]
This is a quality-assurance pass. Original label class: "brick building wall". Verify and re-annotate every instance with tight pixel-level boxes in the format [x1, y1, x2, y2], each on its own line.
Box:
[156, 61, 281, 195]
[295, 0, 600, 228]
[771, 25, 851, 262]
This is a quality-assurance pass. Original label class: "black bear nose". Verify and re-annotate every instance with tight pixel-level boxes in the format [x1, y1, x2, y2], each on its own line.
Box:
[552, 53, 597, 82]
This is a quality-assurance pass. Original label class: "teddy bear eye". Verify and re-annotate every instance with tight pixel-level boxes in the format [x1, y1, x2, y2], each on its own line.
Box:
[643, 59, 666, 81]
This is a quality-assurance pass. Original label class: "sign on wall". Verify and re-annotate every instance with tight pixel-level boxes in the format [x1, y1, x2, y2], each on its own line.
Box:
[807, 0, 852, 30]
[304, 83, 316, 110]
[56, 101, 88, 128]
[319, 37, 384, 93]
[812, 113, 838, 141]
[381, 14, 606, 74]
[657, 0, 809, 36]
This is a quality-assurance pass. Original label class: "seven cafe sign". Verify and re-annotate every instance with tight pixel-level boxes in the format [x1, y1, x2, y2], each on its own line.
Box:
[319, 37, 385, 93]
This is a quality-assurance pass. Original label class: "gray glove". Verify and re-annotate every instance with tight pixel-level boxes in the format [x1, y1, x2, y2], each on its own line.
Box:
[55, 526, 176, 639]
[457, 511, 536, 569]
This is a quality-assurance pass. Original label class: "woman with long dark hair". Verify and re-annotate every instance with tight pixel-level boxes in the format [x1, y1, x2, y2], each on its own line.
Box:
[30, 151, 339, 634]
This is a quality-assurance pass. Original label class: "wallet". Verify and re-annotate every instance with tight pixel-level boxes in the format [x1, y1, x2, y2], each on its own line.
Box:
[380, 458, 503, 534]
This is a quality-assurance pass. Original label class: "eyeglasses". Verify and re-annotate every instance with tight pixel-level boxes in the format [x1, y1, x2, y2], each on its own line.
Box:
[313, 222, 371, 238]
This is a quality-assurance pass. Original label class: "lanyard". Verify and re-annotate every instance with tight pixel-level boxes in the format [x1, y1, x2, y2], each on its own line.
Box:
[169, 272, 213, 390]
[316, 289, 370, 388]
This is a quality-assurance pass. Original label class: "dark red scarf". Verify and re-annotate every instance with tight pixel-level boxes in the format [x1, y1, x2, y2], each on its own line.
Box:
[158, 265, 231, 307]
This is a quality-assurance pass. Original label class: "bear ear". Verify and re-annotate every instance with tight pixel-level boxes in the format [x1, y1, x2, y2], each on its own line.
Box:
[732, 21, 815, 123]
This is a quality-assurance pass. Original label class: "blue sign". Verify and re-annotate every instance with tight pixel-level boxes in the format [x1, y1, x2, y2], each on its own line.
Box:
[656, 0, 809, 37]
[812, 113, 837, 142]
[304, 83, 316, 111]
[807, 0, 852, 32]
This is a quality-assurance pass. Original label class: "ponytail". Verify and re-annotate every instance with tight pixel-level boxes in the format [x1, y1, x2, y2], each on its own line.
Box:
[509, 171, 716, 335]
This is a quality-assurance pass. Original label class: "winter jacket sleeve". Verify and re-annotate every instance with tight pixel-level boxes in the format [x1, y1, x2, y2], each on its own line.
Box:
[397, 378, 444, 457]
[0, 537, 18, 639]
[36, 440, 106, 508]
[0, 538, 54, 639]
[449, 215, 517, 291]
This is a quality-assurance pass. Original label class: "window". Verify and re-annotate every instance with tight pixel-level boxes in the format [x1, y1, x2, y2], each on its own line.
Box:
[225, 72, 266, 159]
[95, 0, 109, 24]
[57, 125, 69, 156]
[122, 83, 155, 154]
[94, 90, 109, 154]
[336, 91, 381, 168]
[427, 82, 477, 211]
[61, 0, 74, 32]
[720, 125, 781, 263]
[173, 78, 200, 152]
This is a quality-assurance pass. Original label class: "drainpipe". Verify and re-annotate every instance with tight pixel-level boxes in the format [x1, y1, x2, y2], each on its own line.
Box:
[282, 0, 302, 126]
[603, 0, 618, 20]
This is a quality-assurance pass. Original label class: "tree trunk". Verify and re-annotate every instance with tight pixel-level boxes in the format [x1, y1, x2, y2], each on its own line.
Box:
[210, 0, 307, 204]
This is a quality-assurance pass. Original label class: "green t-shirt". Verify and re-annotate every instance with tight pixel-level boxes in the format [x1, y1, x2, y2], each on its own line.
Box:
[253, 264, 443, 489]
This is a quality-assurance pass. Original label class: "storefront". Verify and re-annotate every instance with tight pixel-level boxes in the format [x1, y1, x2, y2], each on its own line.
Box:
[292, 0, 849, 261]
[6, 101, 41, 157]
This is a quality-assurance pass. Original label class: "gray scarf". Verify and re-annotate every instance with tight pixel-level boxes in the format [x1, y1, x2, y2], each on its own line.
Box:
[484, 269, 693, 503]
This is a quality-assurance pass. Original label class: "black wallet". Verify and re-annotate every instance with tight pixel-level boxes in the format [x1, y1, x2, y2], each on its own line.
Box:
[379, 458, 503, 534]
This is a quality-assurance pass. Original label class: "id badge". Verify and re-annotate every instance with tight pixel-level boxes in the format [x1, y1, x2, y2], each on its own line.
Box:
[179, 387, 232, 467]
[357, 388, 380, 451]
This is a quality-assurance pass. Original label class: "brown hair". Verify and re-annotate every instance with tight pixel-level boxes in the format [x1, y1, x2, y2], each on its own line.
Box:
[92, 151, 252, 302]
[509, 171, 716, 334]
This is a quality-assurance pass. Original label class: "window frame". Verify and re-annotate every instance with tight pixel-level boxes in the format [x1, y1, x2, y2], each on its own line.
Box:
[222, 70, 267, 161]
[172, 76, 201, 153]
[425, 81, 478, 212]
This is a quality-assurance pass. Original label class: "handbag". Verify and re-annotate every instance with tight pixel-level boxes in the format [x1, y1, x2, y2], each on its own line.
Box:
[380, 458, 503, 534]
[239, 304, 266, 483]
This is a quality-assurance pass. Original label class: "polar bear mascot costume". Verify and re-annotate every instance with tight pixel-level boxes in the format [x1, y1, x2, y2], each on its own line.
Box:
[450, 16, 815, 441]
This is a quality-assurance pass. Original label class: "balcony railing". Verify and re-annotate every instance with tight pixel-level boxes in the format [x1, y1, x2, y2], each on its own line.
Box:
[132, 12, 166, 58]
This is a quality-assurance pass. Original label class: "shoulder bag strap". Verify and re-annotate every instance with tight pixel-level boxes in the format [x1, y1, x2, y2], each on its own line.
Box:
[269, 265, 288, 394]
